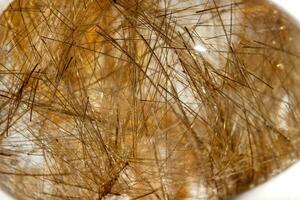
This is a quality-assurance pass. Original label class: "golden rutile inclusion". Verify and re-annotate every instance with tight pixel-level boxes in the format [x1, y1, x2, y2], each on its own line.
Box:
[0, 0, 299, 199]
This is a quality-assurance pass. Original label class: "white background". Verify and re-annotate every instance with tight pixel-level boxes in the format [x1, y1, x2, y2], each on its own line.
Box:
[0, 0, 299, 199]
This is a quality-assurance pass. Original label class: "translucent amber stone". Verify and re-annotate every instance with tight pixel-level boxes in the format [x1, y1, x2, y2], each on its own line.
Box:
[0, 0, 299, 199]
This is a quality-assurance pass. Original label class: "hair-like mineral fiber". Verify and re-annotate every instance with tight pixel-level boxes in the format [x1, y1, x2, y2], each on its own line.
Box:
[0, 0, 299, 199]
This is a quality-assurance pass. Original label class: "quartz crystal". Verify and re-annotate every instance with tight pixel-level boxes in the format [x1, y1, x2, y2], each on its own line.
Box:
[0, 0, 299, 199]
